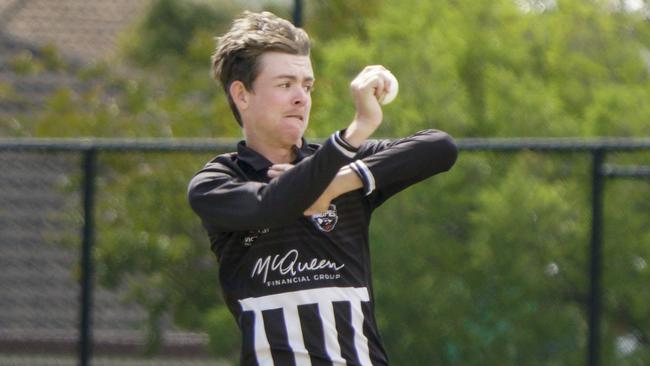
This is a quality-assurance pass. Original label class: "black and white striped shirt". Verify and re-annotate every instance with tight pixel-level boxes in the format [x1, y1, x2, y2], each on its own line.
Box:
[240, 287, 376, 365]
[188, 130, 457, 365]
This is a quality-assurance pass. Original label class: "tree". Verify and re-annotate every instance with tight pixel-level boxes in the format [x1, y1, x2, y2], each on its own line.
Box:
[313, 0, 650, 364]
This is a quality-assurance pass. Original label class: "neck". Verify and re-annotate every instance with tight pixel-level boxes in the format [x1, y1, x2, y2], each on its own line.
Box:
[245, 137, 302, 164]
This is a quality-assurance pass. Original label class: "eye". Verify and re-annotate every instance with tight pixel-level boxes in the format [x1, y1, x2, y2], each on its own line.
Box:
[304, 84, 314, 93]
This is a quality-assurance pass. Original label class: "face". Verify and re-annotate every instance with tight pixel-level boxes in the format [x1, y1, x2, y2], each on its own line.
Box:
[235, 52, 314, 149]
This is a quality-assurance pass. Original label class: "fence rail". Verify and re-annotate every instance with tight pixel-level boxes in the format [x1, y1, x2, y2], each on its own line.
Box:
[2, 137, 650, 152]
[1, 137, 649, 366]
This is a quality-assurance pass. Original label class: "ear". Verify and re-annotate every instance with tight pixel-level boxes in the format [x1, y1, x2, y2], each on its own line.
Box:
[229, 81, 249, 111]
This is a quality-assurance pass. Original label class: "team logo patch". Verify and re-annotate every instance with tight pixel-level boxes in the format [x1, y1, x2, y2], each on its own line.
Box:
[310, 204, 338, 232]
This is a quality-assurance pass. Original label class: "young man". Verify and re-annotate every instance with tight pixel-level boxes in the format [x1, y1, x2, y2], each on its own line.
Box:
[188, 11, 457, 366]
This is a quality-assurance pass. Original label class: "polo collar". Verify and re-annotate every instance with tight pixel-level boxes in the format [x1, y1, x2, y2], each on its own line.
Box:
[237, 138, 314, 172]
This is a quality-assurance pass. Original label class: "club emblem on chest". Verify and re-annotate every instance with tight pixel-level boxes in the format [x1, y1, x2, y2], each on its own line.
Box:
[310, 204, 338, 232]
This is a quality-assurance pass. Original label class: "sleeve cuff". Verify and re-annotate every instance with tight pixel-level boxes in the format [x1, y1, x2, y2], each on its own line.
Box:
[350, 160, 376, 196]
[330, 130, 359, 158]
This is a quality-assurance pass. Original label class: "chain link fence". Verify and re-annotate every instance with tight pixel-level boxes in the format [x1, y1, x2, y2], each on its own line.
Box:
[0, 143, 228, 366]
[0, 138, 649, 365]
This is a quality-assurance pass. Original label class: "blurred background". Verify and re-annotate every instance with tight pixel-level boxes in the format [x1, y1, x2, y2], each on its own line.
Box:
[0, 0, 649, 365]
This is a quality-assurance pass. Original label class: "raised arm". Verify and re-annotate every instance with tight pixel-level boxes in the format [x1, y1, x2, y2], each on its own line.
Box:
[354, 129, 457, 208]
[189, 66, 398, 231]
[303, 130, 458, 214]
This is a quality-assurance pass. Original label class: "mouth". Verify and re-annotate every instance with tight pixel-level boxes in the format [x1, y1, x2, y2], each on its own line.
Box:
[285, 114, 304, 122]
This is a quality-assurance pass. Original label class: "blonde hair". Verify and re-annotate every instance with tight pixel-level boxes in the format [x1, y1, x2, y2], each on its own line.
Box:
[211, 11, 311, 125]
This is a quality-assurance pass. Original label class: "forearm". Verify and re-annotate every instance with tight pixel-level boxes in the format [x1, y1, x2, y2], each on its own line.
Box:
[303, 165, 363, 216]
[325, 165, 364, 200]
[189, 133, 358, 231]
[352, 130, 458, 204]
[343, 120, 379, 148]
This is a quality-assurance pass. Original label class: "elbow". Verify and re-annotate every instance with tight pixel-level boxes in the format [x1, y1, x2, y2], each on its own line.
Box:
[187, 186, 207, 217]
[187, 179, 218, 220]
[428, 130, 458, 172]
[441, 133, 458, 172]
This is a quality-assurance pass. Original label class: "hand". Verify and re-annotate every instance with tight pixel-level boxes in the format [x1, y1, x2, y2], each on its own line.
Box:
[345, 65, 396, 147]
[267, 164, 294, 179]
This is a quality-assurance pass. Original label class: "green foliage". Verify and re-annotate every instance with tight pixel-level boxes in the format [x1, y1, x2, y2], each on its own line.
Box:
[9, 49, 44, 75]
[7, 44, 65, 76]
[92, 153, 222, 353]
[121, 0, 238, 66]
[6, 0, 650, 364]
[305, 0, 384, 41]
[310, 19, 650, 364]
[205, 306, 241, 360]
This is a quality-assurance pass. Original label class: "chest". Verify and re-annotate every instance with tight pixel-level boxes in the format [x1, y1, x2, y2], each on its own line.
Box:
[218, 192, 373, 298]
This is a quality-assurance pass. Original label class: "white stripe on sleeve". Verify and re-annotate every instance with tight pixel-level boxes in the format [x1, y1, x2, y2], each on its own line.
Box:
[351, 160, 376, 196]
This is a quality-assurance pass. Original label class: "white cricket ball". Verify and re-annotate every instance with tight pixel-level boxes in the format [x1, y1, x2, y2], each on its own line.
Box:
[379, 71, 399, 105]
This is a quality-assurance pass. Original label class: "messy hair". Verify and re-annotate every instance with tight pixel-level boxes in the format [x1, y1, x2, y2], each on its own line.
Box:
[211, 11, 311, 126]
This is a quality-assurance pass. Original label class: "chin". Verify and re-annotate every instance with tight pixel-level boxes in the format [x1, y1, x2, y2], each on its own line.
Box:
[286, 133, 304, 147]
[283, 126, 306, 143]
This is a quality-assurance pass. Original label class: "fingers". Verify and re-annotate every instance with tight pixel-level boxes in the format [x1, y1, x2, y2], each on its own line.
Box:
[350, 65, 396, 102]
[378, 70, 398, 105]
[267, 163, 294, 178]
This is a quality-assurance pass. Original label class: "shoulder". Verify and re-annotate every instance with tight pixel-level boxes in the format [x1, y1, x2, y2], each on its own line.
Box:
[202, 152, 240, 173]
[188, 152, 242, 191]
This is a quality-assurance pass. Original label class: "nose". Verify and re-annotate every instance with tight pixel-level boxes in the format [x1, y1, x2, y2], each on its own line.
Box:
[292, 86, 309, 106]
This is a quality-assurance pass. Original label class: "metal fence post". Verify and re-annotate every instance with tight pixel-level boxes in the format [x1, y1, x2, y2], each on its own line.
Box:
[79, 148, 97, 366]
[293, 0, 303, 27]
[588, 149, 605, 366]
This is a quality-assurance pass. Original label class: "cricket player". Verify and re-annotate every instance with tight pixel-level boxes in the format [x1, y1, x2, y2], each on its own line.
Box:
[188, 11, 457, 366]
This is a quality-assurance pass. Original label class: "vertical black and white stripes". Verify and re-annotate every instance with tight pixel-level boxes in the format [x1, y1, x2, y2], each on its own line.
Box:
[239, 287, 377, 366]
